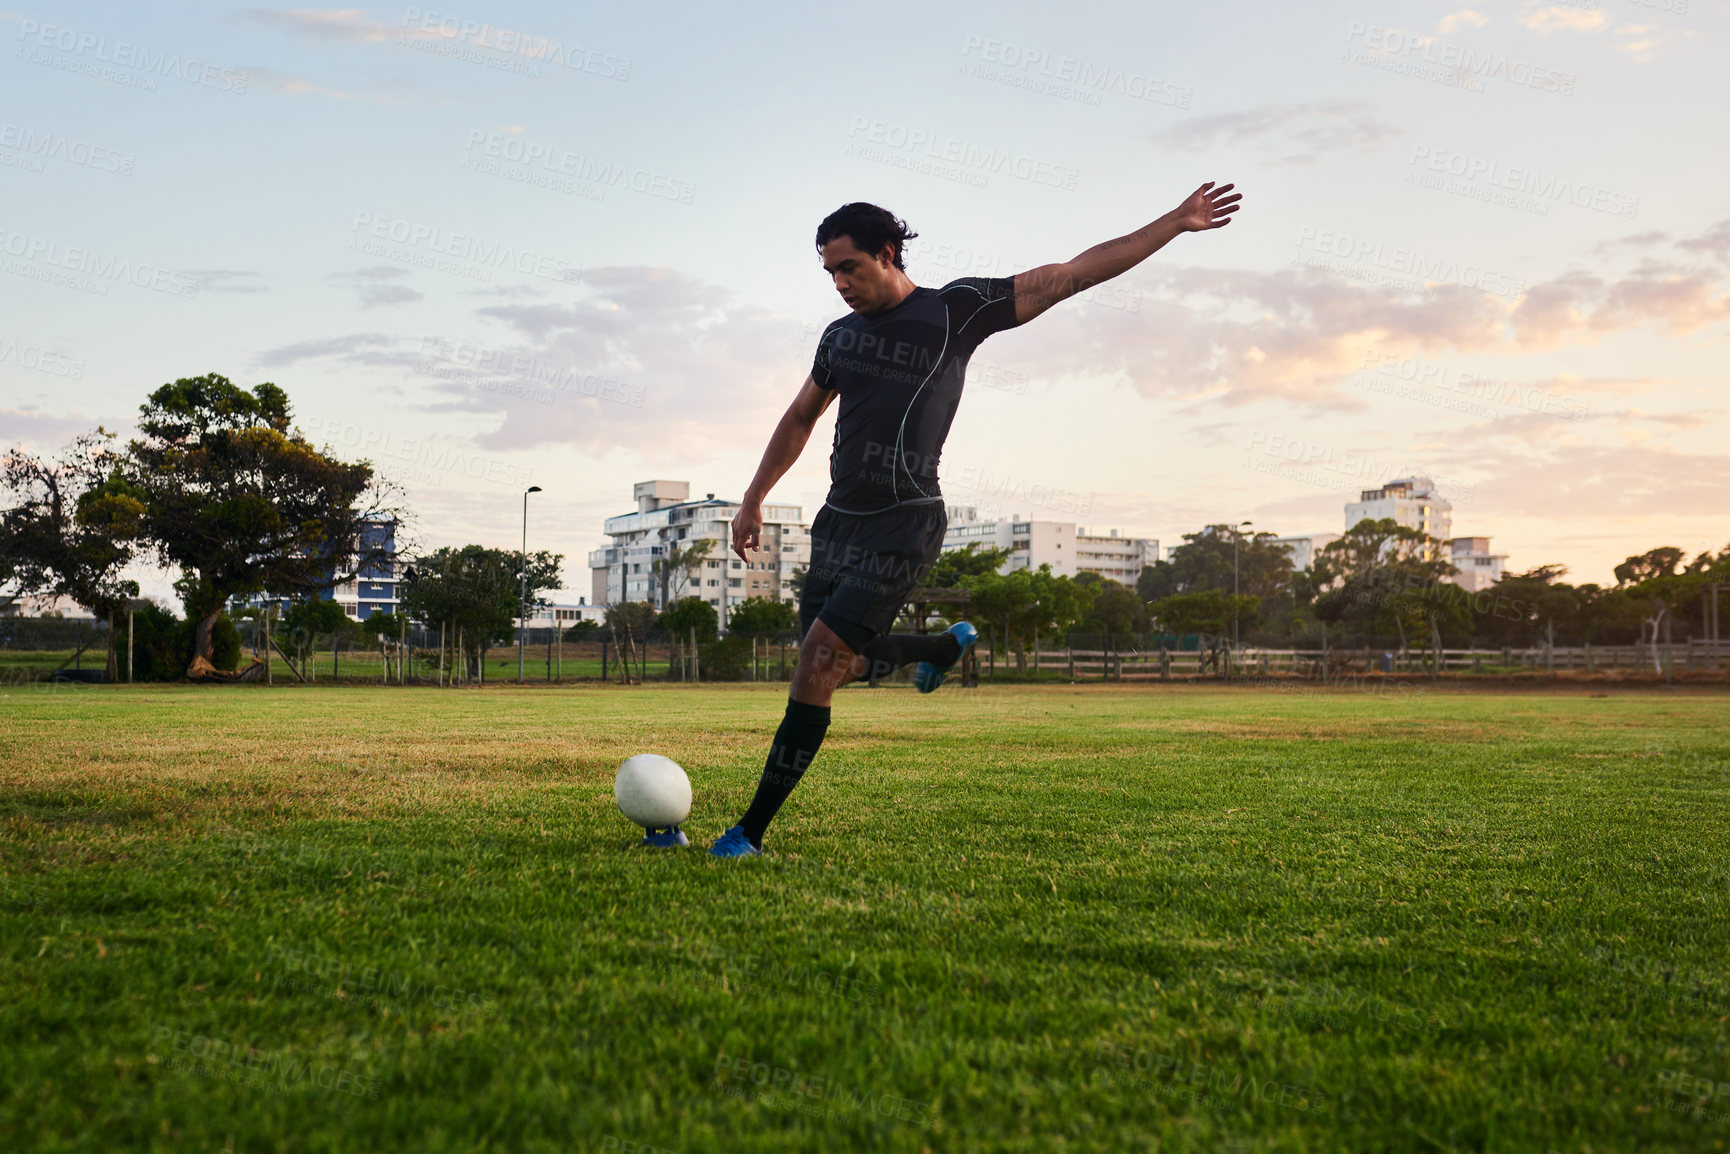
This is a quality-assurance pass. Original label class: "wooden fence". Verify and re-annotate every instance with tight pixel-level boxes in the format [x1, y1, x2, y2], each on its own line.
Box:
[980, 640, 1730, 682]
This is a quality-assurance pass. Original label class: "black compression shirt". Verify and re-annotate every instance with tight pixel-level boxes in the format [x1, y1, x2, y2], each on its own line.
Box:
[811, 276, 1021, 515]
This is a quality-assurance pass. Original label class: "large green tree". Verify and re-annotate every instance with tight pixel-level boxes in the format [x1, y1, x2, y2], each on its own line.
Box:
[278, 596, 356, 680]
[1610, 545, 1726, 668]
[1137, 559, 1178, 604]
[1165, 524, 1293, 600]
[0, 430, 148, 679]
[399, 545, 562, 681]
[603, 600, 659, 684]
[1147, 588, 1261, 669]
[1311, 519, 1461, 649]
[660, 596, 719, 643]
[652, 536, 714, 607]
[125, 374, 394, 671]
[1074, 576, 1147, 635]
[964, 565, 1093, 670]
[726, 596, 798, 639]
[925, 543, 1012, 588]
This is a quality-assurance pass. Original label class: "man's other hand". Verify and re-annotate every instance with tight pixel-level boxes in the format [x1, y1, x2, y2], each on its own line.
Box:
[1173, 181, 1240, 232]
[732, 501, 762, 561]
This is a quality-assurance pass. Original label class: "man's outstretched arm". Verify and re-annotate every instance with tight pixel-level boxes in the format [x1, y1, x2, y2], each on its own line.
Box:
[1013, 181, 1241, 325]
[732, 374, 837, 561]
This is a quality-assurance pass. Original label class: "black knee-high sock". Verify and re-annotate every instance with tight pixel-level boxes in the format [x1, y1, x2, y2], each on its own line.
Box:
[856, 633, 961, 682]
[739, 699, 831, 847]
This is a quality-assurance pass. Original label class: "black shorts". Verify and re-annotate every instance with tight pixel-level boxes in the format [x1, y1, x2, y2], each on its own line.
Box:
[799, 501, 947, 654]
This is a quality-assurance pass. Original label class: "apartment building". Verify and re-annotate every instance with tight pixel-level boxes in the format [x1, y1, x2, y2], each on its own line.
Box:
[235, 519, 399, 621]
[1272, 533, 1342, 573]
[1344, 476, 1453, 549]
[1447, 536, 1508, 593]
[1271, 478, 1507, 595]
[942, 506, 1156, 585]
[588, 480, 809, 626]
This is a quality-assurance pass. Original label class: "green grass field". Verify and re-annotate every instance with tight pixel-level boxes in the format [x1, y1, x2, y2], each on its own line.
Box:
[3, 682, 1728, 1153]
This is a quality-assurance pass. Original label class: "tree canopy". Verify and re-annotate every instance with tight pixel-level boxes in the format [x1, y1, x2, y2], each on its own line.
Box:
[726, 596, 798, 638]
[398, 545, 562, 662]
[925, 543, 1011, 588]
[660, 596, 719, 643]
[1164, 524, 1293, 600]
[0, 430, 145, 677]
[126, 374, 394, 668]
[652, 536, 714, 606]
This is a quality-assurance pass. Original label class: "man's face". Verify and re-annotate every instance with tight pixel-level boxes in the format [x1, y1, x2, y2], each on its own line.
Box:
[820, 236, 899, 315]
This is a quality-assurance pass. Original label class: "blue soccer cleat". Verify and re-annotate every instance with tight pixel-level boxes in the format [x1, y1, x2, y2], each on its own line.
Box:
[708, 825, 761, 858]
[913, 621, 978, 694]
[640, 826, 689, 848]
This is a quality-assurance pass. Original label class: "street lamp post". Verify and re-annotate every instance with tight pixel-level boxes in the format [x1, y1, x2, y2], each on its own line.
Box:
[1232, 519, 1253, 650]
[519, 485, 542, 684]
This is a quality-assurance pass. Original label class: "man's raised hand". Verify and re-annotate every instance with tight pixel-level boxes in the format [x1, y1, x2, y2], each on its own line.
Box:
[731, 501, 762, 562]
[1173, 182, 1241, 232]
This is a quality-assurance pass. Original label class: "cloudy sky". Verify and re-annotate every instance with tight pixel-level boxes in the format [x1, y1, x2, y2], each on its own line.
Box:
[2, 0, 1723, 600]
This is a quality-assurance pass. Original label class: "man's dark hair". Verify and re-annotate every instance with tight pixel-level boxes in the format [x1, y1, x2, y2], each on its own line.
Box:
[815, 203, 918, 270]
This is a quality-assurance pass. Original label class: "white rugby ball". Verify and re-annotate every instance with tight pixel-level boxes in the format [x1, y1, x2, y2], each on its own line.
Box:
[614, 754, 692, 829]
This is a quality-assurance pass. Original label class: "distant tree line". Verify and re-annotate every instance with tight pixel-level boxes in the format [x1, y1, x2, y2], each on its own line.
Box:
[1, 374, 398, 680]
[1135, 520, 1730, 653]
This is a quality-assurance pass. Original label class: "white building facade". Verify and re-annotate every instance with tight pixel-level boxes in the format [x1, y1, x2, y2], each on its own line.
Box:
[942, 506, 1155, 585]
[1446, 537, 1508, 593]
[1344, 476, 1454, 549]
[588, 480, 809, 627]
[1267, 478, 1508, 595]
[515, 597, 608, 631]
[1273, 533, 1342, 573]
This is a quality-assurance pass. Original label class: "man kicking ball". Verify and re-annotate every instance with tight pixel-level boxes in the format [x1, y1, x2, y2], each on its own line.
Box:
[710, 182, 1242, 857]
